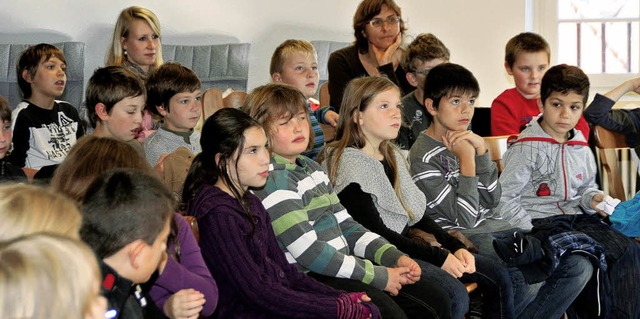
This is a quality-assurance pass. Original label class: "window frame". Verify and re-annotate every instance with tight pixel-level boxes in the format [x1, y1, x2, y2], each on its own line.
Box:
[531, 0, 640, 98]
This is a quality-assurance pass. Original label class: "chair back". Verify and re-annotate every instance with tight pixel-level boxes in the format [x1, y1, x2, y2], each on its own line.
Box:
[201, 88, 224, 121]
[483, 135, 511, 173]
[223, 90, 247, 108]
[319, 82, 330, 107]
[593, 125, 629, 200]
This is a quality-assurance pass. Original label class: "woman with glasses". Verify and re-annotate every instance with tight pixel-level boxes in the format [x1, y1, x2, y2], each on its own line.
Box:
[328, 0, 412, 112]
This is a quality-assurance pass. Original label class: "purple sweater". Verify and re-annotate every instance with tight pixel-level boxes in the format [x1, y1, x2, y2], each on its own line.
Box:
[188, 184, 347, 318]
[149, 214, 218, 316]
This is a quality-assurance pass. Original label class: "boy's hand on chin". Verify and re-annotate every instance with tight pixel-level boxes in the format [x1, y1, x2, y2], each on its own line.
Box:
[443, 132, 475, 159]
[444, 130, 486, 155]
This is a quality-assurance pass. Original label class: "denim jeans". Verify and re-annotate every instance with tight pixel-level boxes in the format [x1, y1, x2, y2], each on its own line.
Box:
[416, 260, 469, 319]
[417, 253, 515, 319]
[469, 229, 592, 319]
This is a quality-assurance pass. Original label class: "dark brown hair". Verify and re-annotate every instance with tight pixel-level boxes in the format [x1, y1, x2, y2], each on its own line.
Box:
[353, 0, 406, 54]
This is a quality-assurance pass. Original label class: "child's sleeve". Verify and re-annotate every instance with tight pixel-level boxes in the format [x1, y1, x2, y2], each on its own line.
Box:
[254, 172, 401, 291]
[576, 150, 605, 214]
[497, 146, 533, 229]
[584, 94, 640, 138]
[338, 183, 452, 267]
[150, 214, 218, 316]
[409, 146, 491, 229]
[313, 106, 335, 125]
[475, 152, 502, 209]
[491, 95, 520, 136]
[7, 112, 30, 168]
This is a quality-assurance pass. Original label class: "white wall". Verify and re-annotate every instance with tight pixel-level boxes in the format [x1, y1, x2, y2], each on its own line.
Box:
[0, 0, 526, 107]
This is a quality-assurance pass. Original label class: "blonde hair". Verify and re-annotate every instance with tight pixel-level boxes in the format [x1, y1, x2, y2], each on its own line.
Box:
[270, 39, 317, 75]
[0, 233, 101, 319]
[318, 76, 415, 220]
[105, 6, 163, 69]
[0, 183, 81, 240]
[243, 83, 314, 151]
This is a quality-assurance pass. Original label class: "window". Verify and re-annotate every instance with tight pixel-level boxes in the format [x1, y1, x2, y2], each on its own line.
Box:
[533, 0, 640, 95]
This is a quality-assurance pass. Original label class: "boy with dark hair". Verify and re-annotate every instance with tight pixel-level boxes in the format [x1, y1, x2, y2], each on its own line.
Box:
[499, 64, 598, 224]
[85, 66, 146, 156]
[491, 32, 591, 138]
[499, 64, 640, 318]
[270, 39, 339, 160]
[409, 63, 594, 319]
[80, 168, 173, 319]
[396, 33, 449, 150]
[9, 43, 85, 171]
[144, 62, 201, 166]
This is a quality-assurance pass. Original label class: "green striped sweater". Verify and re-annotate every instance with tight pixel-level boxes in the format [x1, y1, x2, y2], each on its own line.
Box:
[251, 154, 405, 290]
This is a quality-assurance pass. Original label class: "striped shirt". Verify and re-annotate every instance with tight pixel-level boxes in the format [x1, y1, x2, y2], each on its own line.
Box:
[408, 133, 502, 232]
[252, 154, 405, 290]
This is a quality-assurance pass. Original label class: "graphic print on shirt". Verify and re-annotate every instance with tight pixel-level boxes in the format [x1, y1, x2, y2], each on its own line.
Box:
[32, 112, 78, 161]
[438, 154, 460, 188]
[514, 141, 559, 198]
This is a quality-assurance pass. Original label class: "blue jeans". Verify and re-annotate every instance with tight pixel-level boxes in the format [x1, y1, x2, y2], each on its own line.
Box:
[469, 230, 593, 319]
[417, 253, 515, 319]
[417, 260, 469, 319]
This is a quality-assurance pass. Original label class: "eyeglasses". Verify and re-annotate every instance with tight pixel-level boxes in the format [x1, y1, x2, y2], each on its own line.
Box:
[413, 69, 431, 76]
[368, 16, 401, 28]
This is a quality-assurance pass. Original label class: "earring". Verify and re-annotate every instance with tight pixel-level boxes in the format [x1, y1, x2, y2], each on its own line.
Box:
[124, 50, 128, 56]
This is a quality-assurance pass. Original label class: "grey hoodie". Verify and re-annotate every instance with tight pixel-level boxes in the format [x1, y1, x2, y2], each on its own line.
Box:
[498, 117, 603, 230]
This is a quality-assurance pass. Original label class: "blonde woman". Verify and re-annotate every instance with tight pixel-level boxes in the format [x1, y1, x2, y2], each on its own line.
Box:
[105, 6, 164, 139]
[0, 233, 107, 319]
[106, 6, 163, 78]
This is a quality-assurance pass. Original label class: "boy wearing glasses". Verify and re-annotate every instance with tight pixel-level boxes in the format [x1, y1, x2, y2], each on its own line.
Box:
[328, 0, 412, 111]
[396, 33, 450, 150]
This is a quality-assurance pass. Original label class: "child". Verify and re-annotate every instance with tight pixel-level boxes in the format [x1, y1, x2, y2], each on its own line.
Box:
[498, 64, 640, 318]
[144, 62, 202, 166]
[491, 32, 590, 138]
[409, 63, 594, 319]
[8, 43, 85, 173]
[0, 96, 26, 181]
[409, 63, 511, 235]
[499, 64, 602, 223]
[0, 233, 107, 319]
[85, 66, 146, 157]
[0, 183, 81, 239]
[270, 39, 339, 160]
[80, 168, 173, 319]
[396, 33, 449, 150]
[182, 107, 378, 318]
[51, 136, 217, 319]
[244, 83, 452, 319]
[320, 76, 515, 318]
[0, 183, 105, 319]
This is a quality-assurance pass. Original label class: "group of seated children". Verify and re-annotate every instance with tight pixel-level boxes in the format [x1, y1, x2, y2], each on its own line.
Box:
[1, 19, 640, 319]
